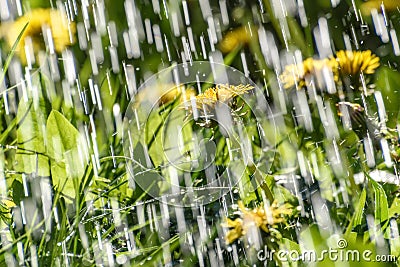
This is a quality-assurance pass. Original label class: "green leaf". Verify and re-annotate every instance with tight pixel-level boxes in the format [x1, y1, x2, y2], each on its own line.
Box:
[46, 110, 80, 161]
[0, 22, 28, 88]
[146, 110, 165, 167]
[15, 98, 49, 176]
[50, 161, 74, 202]
[345, 188, 366, 237]
[46, 110, 85, 202]
[368, 177, 389, 225]
[375, 65, 400, 128]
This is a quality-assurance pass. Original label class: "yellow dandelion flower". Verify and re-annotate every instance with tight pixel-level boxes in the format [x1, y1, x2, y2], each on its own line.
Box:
[221, 218, 244, 244]
[222, 200, 294, 244]
[49, 10, 76, 52]
[182, 84, 253, 127]
[279, 58, 338, 89]
[219, 26, 252, 53]
[195, 87, 218, 107]
[360, 0, 399, 16]
[1, 199, 16, 209]
[215, 84, 254, 101]
[195, 84, 253, 108]
[332, 50, 380, 76]
[0, 8, 76, 63]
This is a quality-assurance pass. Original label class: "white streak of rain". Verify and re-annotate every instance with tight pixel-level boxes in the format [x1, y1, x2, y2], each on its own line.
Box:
[94, 82, 103, 110]
[209, 51, 228, 83]
[63, 49, 77, 85]
[162, 0, 169, 19]
[342, 32, 352, 51]
[107, 21, 118, 47]
[182, 0, 190, 26]
[200, 35, 208, 59]
[123, 63, 137, 98]
[91, 32, 104, 63]
[389, 29, 400, 55]
[152, 0, 160, 14]
[294, 89, 313, 132]
[297, 0, 308, 27]
[374, 91, 387, 132]
[105, 241, 115, 267]
[182, 37, 193, 63]
[144, 19, 154, 44]
[240, 52, 249, 77]
[164, 34, 172, 61]
[390, 218, 400, 243]
[30, 245, 39, 267]
[364, 134, 376, 167]
[17, 242, 24, 266]
[24, 37, 35, 68]
[153, 24, 164, 52]
[88, 79, 97, 105]
[199, 0, 212, 20]
[259, 28, 280, 73]
[314, 17, 333, 58]
[111, 197, 122, 227]
[325, 101, 340, 139]
[381, 138, 393, 168]
[371, 9, 389, 43]
[89, 49, 99, 75]
[78, 223, 89, 250]
[40, 178, 52, 232]
[0, 0, 10, 20]
[207, 17, 218, 44]
[93, 0, 107, 35]
[171, 12, 181, 37]
[219, 0, 229, 25]
[231, 244, 239, 265]
[109, 46, 120, 73]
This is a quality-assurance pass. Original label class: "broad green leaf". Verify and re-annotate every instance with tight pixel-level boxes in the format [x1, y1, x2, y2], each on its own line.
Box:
[51, 161, 74, 202]
[375, 65, 400, 128]
[15, 98, 49, 176]
[46, 110, 84, 202]
[368, 177, 389, 225]
[46, 110, 80, 161]
[345, 188, 366, 237]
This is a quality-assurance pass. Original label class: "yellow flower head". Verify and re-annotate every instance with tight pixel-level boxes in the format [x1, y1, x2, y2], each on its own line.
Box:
[194, 84, 253, 109]
[360, 0, 399, 16]
[219, 27, 252, 53]
[332, 50, 380, 76]
[181, 84, 253, 127]
[195, 87, 218, 106]
[279, 58, 337, 89]
[222, 200, 294, 244]
[0, 8, 76, 63]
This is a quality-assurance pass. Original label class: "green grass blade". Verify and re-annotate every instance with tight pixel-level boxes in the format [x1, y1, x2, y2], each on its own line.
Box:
[0, 22, 28, 89]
